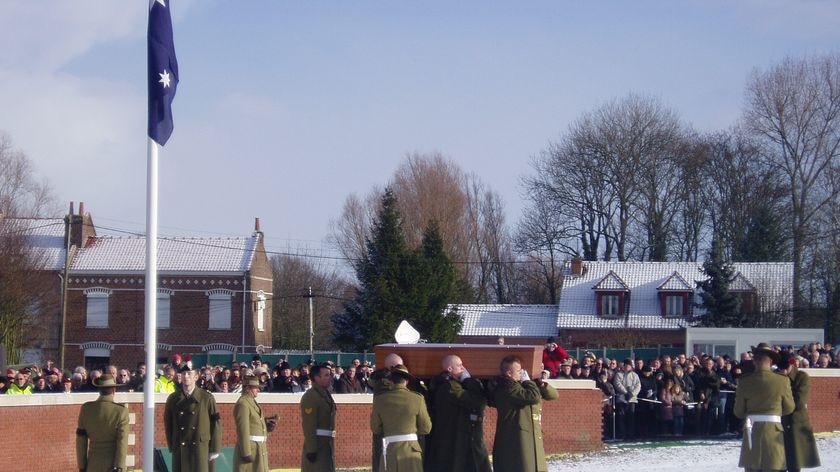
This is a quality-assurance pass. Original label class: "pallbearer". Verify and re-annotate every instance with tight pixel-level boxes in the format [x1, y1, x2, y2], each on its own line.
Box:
[371, 365, 432, 472]
[427, 355, 492, 472]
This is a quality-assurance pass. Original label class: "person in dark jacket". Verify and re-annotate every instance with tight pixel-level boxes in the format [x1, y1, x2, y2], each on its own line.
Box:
[334, 366, 363, 394]
[777, 351, 820, 471]
[695, 357, 720, 436]
[637, 366, 658, 438]
[426, 355, 492, 472]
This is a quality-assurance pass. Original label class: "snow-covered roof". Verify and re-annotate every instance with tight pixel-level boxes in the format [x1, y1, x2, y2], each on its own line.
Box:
[1, 218, 67, 271]
[454, 304, 558, 337]
[70, 235, 259, 273]
[559, 261, 794, 329]
[592, 271, 629, 291]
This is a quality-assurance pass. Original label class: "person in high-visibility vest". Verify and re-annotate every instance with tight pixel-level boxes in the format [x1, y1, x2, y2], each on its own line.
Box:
[6, 371, 33, 395]
[155, 366, 177, 394]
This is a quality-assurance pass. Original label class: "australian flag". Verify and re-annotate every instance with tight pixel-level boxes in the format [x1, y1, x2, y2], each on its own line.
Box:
[148, 0, 179, 146]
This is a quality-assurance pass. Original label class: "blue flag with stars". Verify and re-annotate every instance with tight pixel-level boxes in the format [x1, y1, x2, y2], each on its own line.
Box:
[148, 0, 179, 146]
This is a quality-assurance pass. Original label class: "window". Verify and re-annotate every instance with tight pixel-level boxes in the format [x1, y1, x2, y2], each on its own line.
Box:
[665, 295, 684, 317]
[603, 295, 620, 316]
[256, 291, 266, 332]
[84, 288, 111, 328]
[157, 289, 172, 329]
[207, 290, 233, 330]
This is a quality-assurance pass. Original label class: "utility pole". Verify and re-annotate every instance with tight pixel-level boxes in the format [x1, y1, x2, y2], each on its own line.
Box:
[307, 286, 314, 361]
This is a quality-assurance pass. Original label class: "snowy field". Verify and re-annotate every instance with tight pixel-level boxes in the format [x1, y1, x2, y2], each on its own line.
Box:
[548, 435, 840, 472]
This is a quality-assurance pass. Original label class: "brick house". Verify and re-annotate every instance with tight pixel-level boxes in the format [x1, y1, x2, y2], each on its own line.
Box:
[59, 208, 273, 369]
[454, 260, 794, 349]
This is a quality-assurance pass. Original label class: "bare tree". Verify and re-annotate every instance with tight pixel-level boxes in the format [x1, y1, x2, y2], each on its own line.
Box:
[0, 132, 59, 363]
[744, 53, 840, 309]
[0, 132, 57, 217]
[700, 130, 789, 263]
[270, 255, 351, 350]
[330, 152, 512, 302]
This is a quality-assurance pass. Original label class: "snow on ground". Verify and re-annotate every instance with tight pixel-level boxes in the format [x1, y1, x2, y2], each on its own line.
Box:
[548, 435, 840, 472]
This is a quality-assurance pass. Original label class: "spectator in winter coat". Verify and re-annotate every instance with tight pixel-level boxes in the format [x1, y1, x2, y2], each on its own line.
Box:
[612, 359, 640, 440]
[695, 357, 721, 435]
[541, 337, 568, 378]
[637, 366, 658, 438]
[335, 366, 363, 393]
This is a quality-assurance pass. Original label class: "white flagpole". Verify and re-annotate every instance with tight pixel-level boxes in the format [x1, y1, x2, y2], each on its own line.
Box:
[143, 136, 160, 472]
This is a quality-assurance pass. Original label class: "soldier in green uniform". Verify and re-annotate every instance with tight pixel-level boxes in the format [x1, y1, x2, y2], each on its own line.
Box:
[300, 364, 337, 472]
[777, 351, 820, 471]
[369, 353, 403, 472]
[76, 374, 129, 472]
[733, 343, 795, 472]
[164, 365, 223, 472]
[487, 354, 559, 472]
[427, 355, 492, 472]
[371, 365, 432, 472]
[234, 375, 276, 471]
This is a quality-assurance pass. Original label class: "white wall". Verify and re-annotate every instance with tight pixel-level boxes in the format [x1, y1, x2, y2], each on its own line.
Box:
[685, 327, 824, 357]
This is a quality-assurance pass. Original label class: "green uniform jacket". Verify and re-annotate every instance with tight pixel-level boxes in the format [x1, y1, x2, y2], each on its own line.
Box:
[76, 394, 129, 472]
[164, 387, 223, 472]
[233, 394, 269, 472]
[300, 384, 337, 472]
[371, 384, 432, 472]
[487, 377, 559, 472]
[733, 369, 795, 471]
[783, 367, 821, 469]
[426, 374, 492, 472]
[370, 370, 428, 472]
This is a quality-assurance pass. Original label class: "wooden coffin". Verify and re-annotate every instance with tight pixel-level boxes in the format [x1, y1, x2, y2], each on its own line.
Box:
[374, 343, 543, 379]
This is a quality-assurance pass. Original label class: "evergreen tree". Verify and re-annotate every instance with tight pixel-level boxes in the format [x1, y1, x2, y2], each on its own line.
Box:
[696, 241, 743, 327]
[406, 220, 462, 342]
[333, 191, 462, 350]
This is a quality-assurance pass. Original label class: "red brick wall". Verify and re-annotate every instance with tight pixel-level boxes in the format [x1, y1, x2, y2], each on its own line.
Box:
[804, 372, 840, 433]
[0, 384, 604, 471]
[5, 374, 836, 470]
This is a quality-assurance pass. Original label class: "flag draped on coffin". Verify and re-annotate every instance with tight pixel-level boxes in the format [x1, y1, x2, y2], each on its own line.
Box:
[148, 0, 179, 146]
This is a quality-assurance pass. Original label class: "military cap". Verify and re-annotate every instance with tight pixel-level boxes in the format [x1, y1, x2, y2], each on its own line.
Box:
[242, 375, 260, 388]
[390, 364, 415, 381]
[94, 374, 119, 388]
[751, 342, 780, 363]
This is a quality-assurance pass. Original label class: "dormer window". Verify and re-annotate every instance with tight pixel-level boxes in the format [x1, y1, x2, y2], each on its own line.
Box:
[593, 271, 629, 318]
[657, 271, 693, 318]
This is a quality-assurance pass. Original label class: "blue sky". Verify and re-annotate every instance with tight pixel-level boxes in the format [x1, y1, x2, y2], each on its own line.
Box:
[2, 1, 839, 269]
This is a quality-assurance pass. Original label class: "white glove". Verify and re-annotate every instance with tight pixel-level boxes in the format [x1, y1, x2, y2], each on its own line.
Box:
[209, 453, 219, 462]
[460, 368, 471, 381]
[520, 370, 530, 382]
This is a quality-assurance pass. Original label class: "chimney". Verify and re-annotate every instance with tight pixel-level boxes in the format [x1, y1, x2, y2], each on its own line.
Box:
[570, 257, 584, 276]
[254, 217, 261, 233]
[65, 201, 96, 248]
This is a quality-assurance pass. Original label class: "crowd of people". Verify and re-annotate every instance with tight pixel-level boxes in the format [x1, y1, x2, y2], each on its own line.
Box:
[539, 340, 837, 440]
[0, 353, 379, 396]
